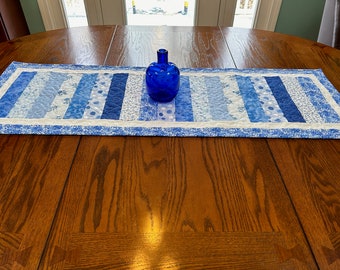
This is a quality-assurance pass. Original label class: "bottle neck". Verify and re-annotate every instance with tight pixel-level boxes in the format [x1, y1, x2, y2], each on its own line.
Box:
[157, 49, 168, 64]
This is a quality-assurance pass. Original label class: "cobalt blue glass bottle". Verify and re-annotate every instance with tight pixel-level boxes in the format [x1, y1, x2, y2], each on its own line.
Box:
[146, 49, 180, 103]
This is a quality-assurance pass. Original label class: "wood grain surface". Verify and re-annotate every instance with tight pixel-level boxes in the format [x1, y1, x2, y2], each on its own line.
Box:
[221, 27, 340, 270]
[105, 26, 235, 68]
[40, 137, 316, 269]
[0, 26, 339, 269]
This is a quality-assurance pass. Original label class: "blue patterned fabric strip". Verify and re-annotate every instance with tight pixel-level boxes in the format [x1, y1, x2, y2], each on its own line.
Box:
[0, 71, 36, 117]
[265, 76, 305, 123]
[206, 76, 233, 121]
[139, 79, 157, 121]
[102, 73, 129, 119]
[297, 76, 340, 122]
[175, 76, 193, 122]
[27, 72, 69, 119]
[0, 62, 339, 138]
[237, 75, 269, 122]
[64, 73, 98, 119]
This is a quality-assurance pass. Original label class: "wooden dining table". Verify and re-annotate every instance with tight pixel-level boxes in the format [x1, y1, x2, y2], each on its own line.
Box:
[0, 25, 339, 269]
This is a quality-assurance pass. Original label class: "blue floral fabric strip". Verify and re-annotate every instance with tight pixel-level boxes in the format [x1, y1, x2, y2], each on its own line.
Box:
[0, 71, 36, 117]
[0, 61, 339, 138]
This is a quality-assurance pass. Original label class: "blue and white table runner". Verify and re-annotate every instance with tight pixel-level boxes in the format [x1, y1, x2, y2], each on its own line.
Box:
[0, 62, 339, 138]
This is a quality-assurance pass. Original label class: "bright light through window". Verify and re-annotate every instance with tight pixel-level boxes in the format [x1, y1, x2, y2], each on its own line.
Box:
[125, 0, 196, 26]
[233, 0, 259, 28]
[62, 0, 88, 28]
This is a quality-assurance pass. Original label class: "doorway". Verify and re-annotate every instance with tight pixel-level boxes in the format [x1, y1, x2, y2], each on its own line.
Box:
[38, 0, 282, 31]
[233, 0, 259, 28]
[62, 0, 88, 27]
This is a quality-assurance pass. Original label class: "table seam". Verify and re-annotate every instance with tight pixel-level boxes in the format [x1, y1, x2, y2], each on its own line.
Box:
[103, 25, 118, 66]
[219, 26, 237, 68]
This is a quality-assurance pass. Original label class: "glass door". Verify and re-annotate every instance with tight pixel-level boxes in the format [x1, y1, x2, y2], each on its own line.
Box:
[233, 0, 259, 28]
[51, 0, 280, 31]
[62, 0, 88, 27]
[124, 0, 196, 26]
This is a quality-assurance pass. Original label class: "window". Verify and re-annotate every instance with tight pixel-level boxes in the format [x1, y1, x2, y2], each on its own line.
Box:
[233, 0, 259, 28]
[125, 0, 196, 26]
[62, 0, 88, 27]
[38, 0, 282, 31]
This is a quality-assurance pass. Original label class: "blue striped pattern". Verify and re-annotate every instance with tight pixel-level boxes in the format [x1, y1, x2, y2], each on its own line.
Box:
[0, 63, 339, 132]
[27, 72, 69, 118]
[175, 76, 193, 121]
[265, 76, 305, 122]
[297, 76, 340, 122]
[237, 75, 269, 122]
[64, 73, 98, 119]
[206, 76, 233, 121]
[0, 72, 36, 117]
[101, 73, 128, 119]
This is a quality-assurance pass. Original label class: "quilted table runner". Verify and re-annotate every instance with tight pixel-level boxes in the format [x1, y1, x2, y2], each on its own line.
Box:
[0, 62, 339, 138]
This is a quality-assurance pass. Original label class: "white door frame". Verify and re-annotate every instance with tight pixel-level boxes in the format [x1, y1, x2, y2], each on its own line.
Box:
[37, 0, 68, 30]
[218, 0, 239, 26]
[84, 0, 104, 25]
[195, 0, 238, 26]
[254, 0, 283, 31]
[38, 0, 282, 31]
[84, 0, 127, 25]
